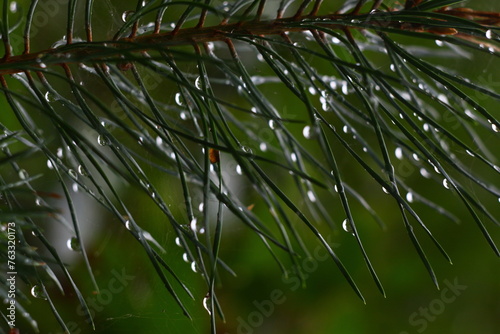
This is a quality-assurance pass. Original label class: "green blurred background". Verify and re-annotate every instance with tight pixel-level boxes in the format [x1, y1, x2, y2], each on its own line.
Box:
[1, 0, 499, 333]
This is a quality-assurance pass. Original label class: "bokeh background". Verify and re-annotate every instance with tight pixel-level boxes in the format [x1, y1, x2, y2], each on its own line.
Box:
[1, 0, 499, 333]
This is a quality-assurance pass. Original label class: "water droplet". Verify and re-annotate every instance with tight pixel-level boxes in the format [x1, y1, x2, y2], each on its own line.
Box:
[182, 253, 189, 262]
[66, 237, 81, 251]
[290, 153, 297, 162]
[203, 294, 212, 315]
[97, 135, 108, 146]
[18, 169, 29, 180]
[195, 76, 202, 89]
[302, 125, 312, 139]
[72, 183, 79, 192]
[406, 192, 414, 203]
[493, 165, 500, 173]
[395, 147, 403, 160]
[420, 168, 431, 179]
[35, 197, 42, 206]
[437, 94, 448, 104]
[241, 146, 253, 155]
[30, 285, 47, 300]
[307, 190, 316, 202]
[190, 261, 198, 273]
[442, 178, 450, 189]
[174, 92, 183, 106]
[198, 203, 204, 212]
[175, 237, 182, 247]
[68, 169, 78, 179]
[259, 142, 267, 152]
[412, 153, 420, 161]
[121, 10, 135, 23]
[44, 91, 56, 102]
[342, 219, 353, 233]
[56, 147, 64, 158]
[78, 165, 88, 176]
[485, 29, 493, 40]
[342, 125, 349, 133]
[435, 40, 444, 47]
[423, 123, 430, 132]
[10, 1, 18, 13]
[382, 187, 389, 194]
[492, 123, 499, 132]
[308, 87, 317, 95]
[466, 150, 475, 157]
[190, 218, 198, 233]
[341, 82, 348, 95]
[268, 119, 276, 129]
[125, 219, 132, 230]
[236, 165, 242, 175]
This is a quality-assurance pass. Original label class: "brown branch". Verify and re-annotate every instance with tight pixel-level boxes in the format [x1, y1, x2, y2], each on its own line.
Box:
[0, 8, 497, 76]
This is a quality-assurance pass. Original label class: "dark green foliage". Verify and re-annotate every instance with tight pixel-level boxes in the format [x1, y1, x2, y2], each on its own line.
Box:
[0, 0, 498, 333]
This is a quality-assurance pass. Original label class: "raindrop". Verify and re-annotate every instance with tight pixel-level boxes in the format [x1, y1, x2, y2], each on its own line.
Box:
[10, 1, 18, 13]
[406, 192, 414, 203]
[259, 142, 267, 152]
[492, 123, 499, 132]
[390, 64, 396, 72]
[420, 168, 431, 179]
[442, 178, 450, 189]
[437, 94, 448, 104]
[44, 91, 56, 102]
[341, 82, 348, 95]
[78, 165, 88, 176]
[175, 237, 182, 247]
[30, 285, 47, 300]
[35, 198, 42, 206]
[302, 125, 312, 139]
[342, 219, 353, 233]
[331, 37, 341, 44]
[412, 153, 420, 161]
[97, 135, 108, 146]
[241, 146, 253, 155]
[66, 237, 81, 251]
[203, 294, 212, 315]
[250, 107, 257, 114]
[308, 87, 317, 95]
[125, 219, 132, 230]
[466, 150, 475, 157]
[121, 10, 135, 23]
[435, 40, 444, 47]
[72, 183, 78, 192]
[174, 92, 183, 106]
[493, 165, 500, 173]
[290, 153, 297, 162]
[56, 147, 64, 158]
[342, 125, 349, 133]
[236, 165, 242, 175]
[268, 119, 276, 129]
[182, 253, 189, 262]
[156, 136, 163, 147]
[190, 261, 198, 273]
[382, 187, 389, 194]
[307, 190, 316, 202]
[395, 147, 403, 160]
[180, 111, 189, 120]
[18, 169, 29, 180]
[195, 76, 202, 89]
[198, 203, 204, 212]
[190, 218, 198, 233]
[423, 123, 430, 132]
[485, 29, 493, 40]
[68, 169, 78, 179]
